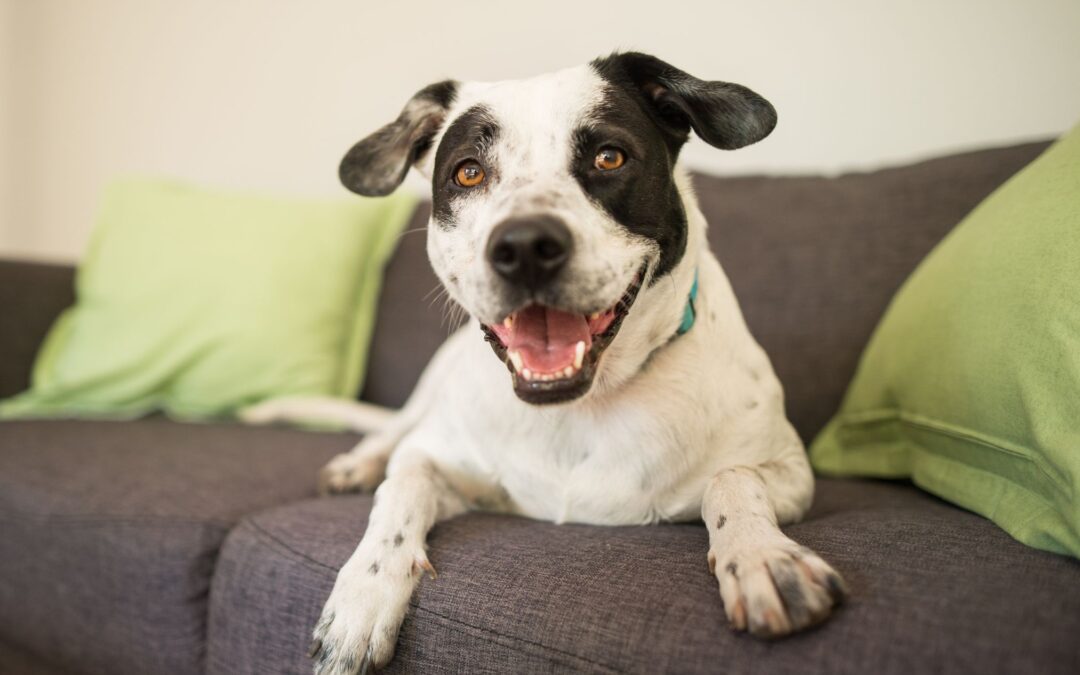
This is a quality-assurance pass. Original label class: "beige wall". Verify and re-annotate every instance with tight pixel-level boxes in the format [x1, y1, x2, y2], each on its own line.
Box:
[0, 0, 14, 254]
[2, 0, 1079, 262]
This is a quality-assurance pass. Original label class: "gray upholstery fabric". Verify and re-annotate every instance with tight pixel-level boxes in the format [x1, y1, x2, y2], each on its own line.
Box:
[0, 639, 77, 675]
[0, 418, 356, 675]
[0, 260, 76, 399]
[358, 202, 450, 410]
[207, 478, 1080, 675]
[359, 142, 1052, 445]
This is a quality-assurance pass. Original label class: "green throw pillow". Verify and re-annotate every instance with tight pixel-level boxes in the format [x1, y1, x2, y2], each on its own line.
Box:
[0, 178, 415, 421]
[810, 125, 1080, 558]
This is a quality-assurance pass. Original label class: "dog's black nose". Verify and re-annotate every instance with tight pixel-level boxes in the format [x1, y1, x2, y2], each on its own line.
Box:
[486, 215, 573, 289]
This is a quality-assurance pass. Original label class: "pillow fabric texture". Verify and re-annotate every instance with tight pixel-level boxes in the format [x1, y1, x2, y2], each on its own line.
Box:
[0, 178, 415, 421]
[810, 125, 1080, 558]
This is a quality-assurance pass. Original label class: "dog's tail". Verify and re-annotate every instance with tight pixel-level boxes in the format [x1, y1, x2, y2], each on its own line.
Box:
[238, 396, 395, 434]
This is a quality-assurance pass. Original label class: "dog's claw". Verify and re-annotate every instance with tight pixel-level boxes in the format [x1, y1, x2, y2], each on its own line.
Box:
[307, 638, 323, 659]
[413, 555, 438, 580]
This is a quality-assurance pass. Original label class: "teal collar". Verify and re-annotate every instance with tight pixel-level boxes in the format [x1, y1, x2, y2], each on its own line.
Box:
[676, 268, 699, 336]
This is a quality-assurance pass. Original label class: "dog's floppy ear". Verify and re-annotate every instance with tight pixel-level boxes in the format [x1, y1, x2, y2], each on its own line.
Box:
[339, 80, 457, 196]
[593, 52, 776, 150]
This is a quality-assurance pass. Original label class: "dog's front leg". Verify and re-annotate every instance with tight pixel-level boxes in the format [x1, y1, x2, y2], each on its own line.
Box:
[310, 457, 466, 674]
[702, 451, 847, 637]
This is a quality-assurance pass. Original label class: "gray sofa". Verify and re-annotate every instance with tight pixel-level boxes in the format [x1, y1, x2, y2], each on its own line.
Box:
[2, 141, 1078, 675]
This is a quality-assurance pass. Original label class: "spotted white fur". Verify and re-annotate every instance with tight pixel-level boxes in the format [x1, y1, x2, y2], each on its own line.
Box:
[244, 60, 846, 675]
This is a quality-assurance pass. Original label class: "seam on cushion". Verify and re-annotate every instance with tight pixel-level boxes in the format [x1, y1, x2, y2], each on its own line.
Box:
[833, 408, 1068, 494]
[244, 517, 341, 573]
[410, 604, 624, 674]
[242, 518, 626, 673]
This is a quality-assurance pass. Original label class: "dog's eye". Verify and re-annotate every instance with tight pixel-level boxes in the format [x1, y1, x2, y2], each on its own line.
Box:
[454, 161, 486, 188]
[594, 147, 626, 171]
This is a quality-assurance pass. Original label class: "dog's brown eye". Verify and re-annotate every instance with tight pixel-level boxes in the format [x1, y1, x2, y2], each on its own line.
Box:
[454, 161, 486, 188]
[594, 147, 625, 171]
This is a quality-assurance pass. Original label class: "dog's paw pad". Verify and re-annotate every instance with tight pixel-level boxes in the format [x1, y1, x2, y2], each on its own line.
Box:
[713, 543, 845, 637]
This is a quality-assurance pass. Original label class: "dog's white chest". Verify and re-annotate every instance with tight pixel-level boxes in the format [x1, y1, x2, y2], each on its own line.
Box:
[411, 337, 715, 526]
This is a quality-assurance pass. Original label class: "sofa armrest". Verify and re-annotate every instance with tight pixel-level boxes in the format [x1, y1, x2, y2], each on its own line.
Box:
[0, 259, 76, 398]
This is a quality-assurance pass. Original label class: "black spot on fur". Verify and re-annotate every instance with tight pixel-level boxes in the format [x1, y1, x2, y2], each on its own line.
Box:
[393, 532, 404, 547]
[317, 644, 333, 668]
[431, 105, 500, 226]
[746, 399, 759, 409]
[716, 514, 727, 529]
[368, 561, 380, 575]
[726, 562, 738, 578]
[342, 653, 358, 673]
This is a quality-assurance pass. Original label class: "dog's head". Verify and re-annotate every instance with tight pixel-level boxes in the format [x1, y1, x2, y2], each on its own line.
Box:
[340, 53, 775, 405]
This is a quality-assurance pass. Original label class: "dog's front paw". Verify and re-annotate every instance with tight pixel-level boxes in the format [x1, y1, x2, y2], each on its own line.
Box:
[309, 550, 435, 674]
[318, 449, 387, 495]
[709, 541, 846, 638]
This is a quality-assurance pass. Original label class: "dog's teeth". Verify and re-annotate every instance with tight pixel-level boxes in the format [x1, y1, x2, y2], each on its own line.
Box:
[509, 350, 524, 373]
[589, 312, 600, 321]
[503, 316, 513, 329]
[522, 368, 532, 380]
[563, 366, 574, 378]
[574, 341, 585, 370]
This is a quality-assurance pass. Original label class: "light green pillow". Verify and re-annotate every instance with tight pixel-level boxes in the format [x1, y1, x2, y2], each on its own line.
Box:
[0, 178, 415, 421]
[811, 125, 1080, 558]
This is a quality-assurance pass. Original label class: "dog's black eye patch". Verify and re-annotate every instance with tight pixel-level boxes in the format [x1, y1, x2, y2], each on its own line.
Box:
[572, 89, 688, 281]
[579, 52, 776, 282]
[432, 105, 501, 227]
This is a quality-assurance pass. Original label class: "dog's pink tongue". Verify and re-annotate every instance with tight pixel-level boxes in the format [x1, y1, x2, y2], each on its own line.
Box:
[508, 306, 591, 374]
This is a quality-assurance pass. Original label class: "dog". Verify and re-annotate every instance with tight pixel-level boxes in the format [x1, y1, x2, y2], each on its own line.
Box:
[244, 51, 846, 675]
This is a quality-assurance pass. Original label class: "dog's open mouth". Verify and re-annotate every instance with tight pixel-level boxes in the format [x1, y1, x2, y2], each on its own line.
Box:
[480, 271, 644, 404]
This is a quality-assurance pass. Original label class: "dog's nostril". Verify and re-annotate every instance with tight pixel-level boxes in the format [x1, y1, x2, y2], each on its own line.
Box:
[486, 215, 573, 288]
[491, 242, 517, 266]
[534, 238, 565, 262]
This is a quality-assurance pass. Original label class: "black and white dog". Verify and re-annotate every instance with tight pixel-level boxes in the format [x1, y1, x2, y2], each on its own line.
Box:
[246, 52, 846, 674]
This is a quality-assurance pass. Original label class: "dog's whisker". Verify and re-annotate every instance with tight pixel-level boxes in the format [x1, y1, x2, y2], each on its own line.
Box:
[423, 283, 447, 304]
[396, 226, 428, 241]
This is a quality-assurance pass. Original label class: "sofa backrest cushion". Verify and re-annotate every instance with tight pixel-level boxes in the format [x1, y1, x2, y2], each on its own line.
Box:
[360, 141, 1051, 441]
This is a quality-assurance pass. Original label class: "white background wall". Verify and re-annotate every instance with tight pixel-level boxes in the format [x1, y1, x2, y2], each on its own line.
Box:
[1, 0, 1078, 262]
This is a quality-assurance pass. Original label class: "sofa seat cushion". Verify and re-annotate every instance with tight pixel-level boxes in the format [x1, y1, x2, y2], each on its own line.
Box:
[0, 418, 357, 675]
[207, 478, 1080, 674]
